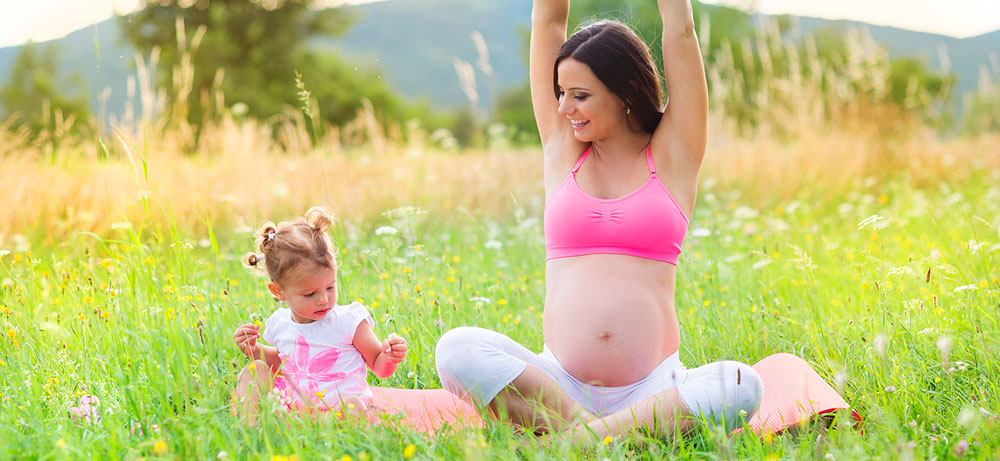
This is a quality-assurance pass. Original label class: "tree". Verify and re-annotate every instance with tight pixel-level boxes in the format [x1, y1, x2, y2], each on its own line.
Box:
[0, 42, 92, 139]
[119, 0, 405, 135]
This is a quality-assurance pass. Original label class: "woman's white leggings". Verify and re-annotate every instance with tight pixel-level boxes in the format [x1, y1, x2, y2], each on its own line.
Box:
[436, 326, 763, 431]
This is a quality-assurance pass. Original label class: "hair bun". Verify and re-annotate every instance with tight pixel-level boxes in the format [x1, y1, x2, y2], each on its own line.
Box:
[259, 224, 278, 250]
[304, 206, 335, 232]
[242, 252, 263, 268]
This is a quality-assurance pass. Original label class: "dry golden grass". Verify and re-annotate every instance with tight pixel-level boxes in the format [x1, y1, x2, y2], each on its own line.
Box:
[4, 108, 998, 243]
[0, 117, 543, 242]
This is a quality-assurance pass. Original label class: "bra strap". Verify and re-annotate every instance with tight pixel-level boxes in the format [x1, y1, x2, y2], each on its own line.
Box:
[571, 144, 592, 175]
[645, 144, 657, 175]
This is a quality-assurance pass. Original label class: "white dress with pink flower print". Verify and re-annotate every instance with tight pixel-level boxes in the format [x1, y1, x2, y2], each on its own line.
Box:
[263, 302, 374, 407]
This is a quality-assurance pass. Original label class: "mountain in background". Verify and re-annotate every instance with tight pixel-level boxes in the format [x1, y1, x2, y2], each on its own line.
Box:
[1, 0, 997, 122]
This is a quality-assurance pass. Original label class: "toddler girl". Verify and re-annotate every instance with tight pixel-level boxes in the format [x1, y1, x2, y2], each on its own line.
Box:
[232, 207, 407, 425]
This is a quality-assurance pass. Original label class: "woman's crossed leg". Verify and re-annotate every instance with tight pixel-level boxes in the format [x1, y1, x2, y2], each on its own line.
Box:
[436, 326, 763, 440]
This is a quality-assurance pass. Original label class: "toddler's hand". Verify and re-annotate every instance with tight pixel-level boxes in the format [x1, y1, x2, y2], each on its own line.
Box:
[233, 323, 260, 359]
[381, 333, 407, 363]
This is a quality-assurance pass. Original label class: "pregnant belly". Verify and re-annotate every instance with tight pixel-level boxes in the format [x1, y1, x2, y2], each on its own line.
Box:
[543, 259, 680, 387]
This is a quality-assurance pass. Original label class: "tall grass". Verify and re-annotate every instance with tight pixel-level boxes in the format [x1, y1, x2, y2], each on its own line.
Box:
[1, 12, 999, 460]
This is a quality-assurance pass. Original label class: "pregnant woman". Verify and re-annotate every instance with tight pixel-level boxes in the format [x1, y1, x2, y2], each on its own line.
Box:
[436, 0, 763, 439]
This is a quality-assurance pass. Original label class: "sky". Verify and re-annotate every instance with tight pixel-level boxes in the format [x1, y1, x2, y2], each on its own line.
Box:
[0, 0, 998, 48]
[705, 0, 1000, 38]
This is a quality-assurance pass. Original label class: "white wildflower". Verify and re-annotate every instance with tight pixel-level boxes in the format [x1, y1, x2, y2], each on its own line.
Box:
[375, 226, 399, 236]
[691, 228, 711, 238]
[953, 284, 978, 293]
[0, 250, 9, 258]
[111, 222, 132, 230]
[724, 254, 746, 263]
[873, 334, 887, 356]
[938, 335, 952, 364]
[469, 296, 492, 305]
[484, 240, 502, 250]
[752, 259, 772, 270]
[765, 218, 790, 232]
[887, 266, 914, 277]
[12, 234, 29, 252]
[857, 214, 887, 230]
[733, 206, 759, 220]
[837, 202, 854, 216]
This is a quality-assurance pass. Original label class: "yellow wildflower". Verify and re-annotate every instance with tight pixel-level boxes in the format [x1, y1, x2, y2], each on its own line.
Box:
[602, 436, 613, 446]
[403, 444, 416, 459]
[153, 440, 168, 455]
[6, 329, 14, 340]
[56, 439, 67, 449]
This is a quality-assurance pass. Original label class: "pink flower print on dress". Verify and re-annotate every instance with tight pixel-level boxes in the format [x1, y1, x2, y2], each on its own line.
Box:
[277, 335, 347, 401]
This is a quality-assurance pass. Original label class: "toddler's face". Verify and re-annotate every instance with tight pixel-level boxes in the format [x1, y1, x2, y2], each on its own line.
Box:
[273, 264, 338, 324]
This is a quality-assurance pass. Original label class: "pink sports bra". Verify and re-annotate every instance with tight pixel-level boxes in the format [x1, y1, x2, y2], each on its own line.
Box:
[544, 144, 690, 265]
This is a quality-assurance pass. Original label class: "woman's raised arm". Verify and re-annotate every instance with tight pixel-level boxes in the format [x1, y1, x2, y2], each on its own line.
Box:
[653, 0, 708, 169]
[530, 0, 570, 148]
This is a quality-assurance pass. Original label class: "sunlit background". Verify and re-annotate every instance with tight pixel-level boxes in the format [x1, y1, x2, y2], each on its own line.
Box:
[0, 0, 998, 459]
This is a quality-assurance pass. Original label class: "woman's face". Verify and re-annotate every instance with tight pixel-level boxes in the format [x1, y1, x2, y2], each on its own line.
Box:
[556, 58, 628, 142]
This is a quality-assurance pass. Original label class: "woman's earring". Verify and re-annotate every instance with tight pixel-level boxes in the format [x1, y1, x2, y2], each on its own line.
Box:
[626, 107, 631, 115]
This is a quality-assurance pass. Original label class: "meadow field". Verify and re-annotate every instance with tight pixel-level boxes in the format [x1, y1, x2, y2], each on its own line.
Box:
[1, 110, 999, 459]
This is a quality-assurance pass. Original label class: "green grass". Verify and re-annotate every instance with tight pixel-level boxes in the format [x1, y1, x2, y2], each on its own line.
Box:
[1, 168, 998, 459]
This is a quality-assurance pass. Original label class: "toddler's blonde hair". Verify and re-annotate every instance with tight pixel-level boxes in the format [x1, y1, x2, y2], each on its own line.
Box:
[242, 206, 337, 286]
